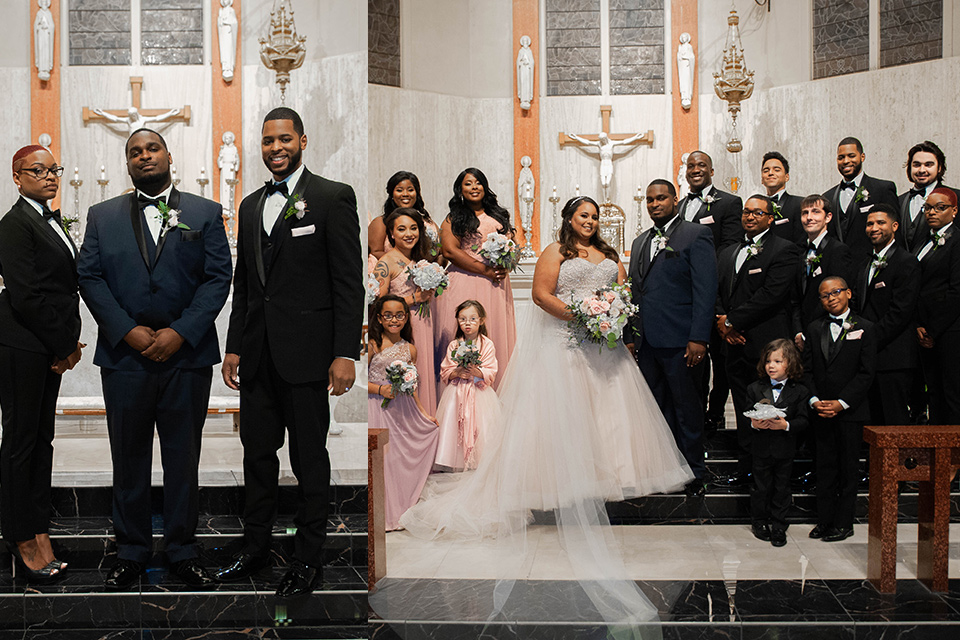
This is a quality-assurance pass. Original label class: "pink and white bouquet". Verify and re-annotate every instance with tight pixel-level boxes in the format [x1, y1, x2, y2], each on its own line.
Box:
[566, 281, 639, 350]
[382, 359, 418, 408]
[450, 339, 482, 369]
[474, 232, 521, 273]
[365, 273, 380, 307]
[404, 260, 449, 317]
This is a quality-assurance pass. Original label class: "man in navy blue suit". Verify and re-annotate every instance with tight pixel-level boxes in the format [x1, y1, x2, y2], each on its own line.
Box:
[628, 179, 718, 496]
[77, 129, 232, 589]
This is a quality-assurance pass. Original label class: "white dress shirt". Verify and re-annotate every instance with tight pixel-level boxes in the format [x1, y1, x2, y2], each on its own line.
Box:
[909, 183, 935, 223]
[735, 228, 769, 273]
[136, 184, 175, 245]
[262, 164, 306, 234]
[838, 172, 864, 214]
[867, 238, 894, 284]
[683, 185, 713, 222]
[22, 195, 75, 257]
[917, 221, 953, 261]
[649, 214, 680, 262]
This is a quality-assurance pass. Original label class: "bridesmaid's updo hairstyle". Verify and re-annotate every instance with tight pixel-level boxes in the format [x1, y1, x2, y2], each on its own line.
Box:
[382, 171, 432, 223]
[447, 167, 513, 239]
[557, 195, 619, 263]
[369, 294, 413, 349]
[454, 299, 489, 340]
[384, 207, 432, 262]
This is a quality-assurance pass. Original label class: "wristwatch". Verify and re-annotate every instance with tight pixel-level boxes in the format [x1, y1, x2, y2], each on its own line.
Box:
[724, 318, 733, 328]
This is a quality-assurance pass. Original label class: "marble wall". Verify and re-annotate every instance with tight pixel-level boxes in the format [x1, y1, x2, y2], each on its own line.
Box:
[0, 69, 33, 208]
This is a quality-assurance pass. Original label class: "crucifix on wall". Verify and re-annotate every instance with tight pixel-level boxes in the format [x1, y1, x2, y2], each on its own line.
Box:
[560, 105, 654, 204]
[83, 76, 192, 134]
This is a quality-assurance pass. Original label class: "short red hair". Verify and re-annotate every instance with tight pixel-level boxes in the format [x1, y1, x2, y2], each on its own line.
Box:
[12, 145, 48, 173]
[931, 186, 958, 208]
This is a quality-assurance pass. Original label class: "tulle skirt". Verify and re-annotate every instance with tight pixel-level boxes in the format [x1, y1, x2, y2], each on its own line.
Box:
[433, 382, 502, 471]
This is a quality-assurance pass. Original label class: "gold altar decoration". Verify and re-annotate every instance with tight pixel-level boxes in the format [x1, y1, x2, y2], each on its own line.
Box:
[259, 0, 306, 104]
[713, 10, 754, 153]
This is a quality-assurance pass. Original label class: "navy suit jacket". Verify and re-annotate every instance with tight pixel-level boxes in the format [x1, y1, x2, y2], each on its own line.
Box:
[628, 218, 717, 349]
[77, 188, 232, 371]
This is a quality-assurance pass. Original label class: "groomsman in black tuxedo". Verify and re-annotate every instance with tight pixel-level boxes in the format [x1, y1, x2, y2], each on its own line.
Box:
[677, 151, 743, 432]
[78, 129, 233, 588]
[761, 152, 804, 244]
[716, 195, 800, 484]
[792, 195, 852, 350]
[628, 179, 718, 496]
[217, 108, 364, 597]
[804, 277, 876, 542]
[898, 141, 958, 252]
[914, 188, 960, 425]
[854, 205, 920, 427]
[823, 137, 899, 262]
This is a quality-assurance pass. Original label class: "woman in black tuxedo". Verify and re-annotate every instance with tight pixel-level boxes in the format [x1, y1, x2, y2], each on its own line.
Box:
[0, 145, 82, 582]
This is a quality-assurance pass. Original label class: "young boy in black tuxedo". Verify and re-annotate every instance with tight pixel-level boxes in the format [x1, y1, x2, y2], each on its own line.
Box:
[746, 339, 809, 547]
[803, 276, 877, 542]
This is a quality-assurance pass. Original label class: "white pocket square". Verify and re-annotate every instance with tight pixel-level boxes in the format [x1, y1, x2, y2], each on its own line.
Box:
[874, 281, 886, 289]
[748, 267, 762, 275]
[860, 204, 873, 213]
[700, 215, 715, 225]
[813, 266, 822, 277]
[847, 329, 863, 340]
[775, 218, 790, 225]
[291, 224, 315, 237]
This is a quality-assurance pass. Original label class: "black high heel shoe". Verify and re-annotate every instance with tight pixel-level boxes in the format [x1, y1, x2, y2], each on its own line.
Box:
[7, 543, 63, 584]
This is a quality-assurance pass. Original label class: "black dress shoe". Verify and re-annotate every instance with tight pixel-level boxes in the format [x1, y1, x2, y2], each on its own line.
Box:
[809, 524, 829, 539]
[751, 523, 771, 541]
[275, 562, 322, 598]
[684, 479, 706, 498]
[822, 526, 854, 542]
[171, 558, 216, 588]
[770, 529, 787, 547]
[215, 553, 267, 582]
[104, 559, 144, 590]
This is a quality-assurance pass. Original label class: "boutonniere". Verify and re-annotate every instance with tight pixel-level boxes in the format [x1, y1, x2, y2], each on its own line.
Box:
[771, 201, 783, 220]
[931, 229, 951, 252]
[156, 201, 190, 234]
[871, 255, 888, 271]
[653, 228, 675, 254]
[854, 185, 869, 204]
[283, 193, 308, 220]
[745, 237, 764, 260]
[701, 192, 718, 211]
[61, 216, 79, 233]
[805, 252, 822, 268]
[839, 317, 858, 341]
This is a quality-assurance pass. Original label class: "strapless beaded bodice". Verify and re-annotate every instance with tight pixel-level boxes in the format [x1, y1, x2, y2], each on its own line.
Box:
[556, 258, 619, 304]
[369, 340, 413, 386]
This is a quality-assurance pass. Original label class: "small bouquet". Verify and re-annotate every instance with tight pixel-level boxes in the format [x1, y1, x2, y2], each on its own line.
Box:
[365, 273, 380, 307]
[474, 232, 521, 273]
[450, 339, 482, 369]
[425, 224, 442, 258]
[743, 401, 786, 421]
[566, 281, 639, 350]
[405, 260, 449, 318]
[382, 359, 418, 408]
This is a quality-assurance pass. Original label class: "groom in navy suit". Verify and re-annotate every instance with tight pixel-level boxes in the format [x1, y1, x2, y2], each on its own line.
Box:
[628, 179, 718, 495]
[78, 129, 232, 589]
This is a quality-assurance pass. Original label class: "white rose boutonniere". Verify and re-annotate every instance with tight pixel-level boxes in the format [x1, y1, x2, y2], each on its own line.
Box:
[854, 185, 869, 204]
[283, 193, 308, 220]
[701, 193, 718, 211]
[156, 201, 190, 234]
[745, 238, 764, 260]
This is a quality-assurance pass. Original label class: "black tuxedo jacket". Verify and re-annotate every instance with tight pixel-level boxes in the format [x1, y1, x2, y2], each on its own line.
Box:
[823, 174, 900, 261]
[226, 168, 364, 384]
[0, 197, 80, 359]
[914, 226, 960, 340]
[899, 185, 960, 252]
[791, 235, 853, 336]
[677, 185, 743, 253]
[716, 231, 800, 361]
[853, 244, 920, 370]
[745, 378, 810, 459]
[768, 192, 804, 244]
[803, 313, 877, 422]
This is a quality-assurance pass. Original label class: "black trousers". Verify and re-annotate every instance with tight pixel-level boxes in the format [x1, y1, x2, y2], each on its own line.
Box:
[751, 452, 794, 531]
[240, 340, 331, 567]
[815, 418, 862, 531]
[920, 330, 960, 425]
[724, 345, 755, 476]
[637, 341, 706, 479]
[704, 326, 730, 421]
[102, 366, 212, 564]
[869, 368, 916, 427]
[0, 345, 60, 543]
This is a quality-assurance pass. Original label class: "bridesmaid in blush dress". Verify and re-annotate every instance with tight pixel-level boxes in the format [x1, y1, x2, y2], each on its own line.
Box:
[435, 168, 517, 390]
[372, 208, 439, 413]
[367, 171, 443, 268]
[367, 295, 439, 531]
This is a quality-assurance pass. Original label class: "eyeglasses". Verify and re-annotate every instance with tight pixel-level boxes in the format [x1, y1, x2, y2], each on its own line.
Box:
[380, 312, 407, 321]
[742, 208, 771, 218]
[18, 165, 64, 180]
[921, 203, 956, 214]
[818, 288, 848, 301]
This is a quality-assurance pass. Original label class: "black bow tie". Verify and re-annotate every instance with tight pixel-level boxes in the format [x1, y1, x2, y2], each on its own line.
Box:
[264, 181, 288, 197]
[872, 253, 882, 261]
[137, 194, 167, 210]
[771, 194, 781, 204]
[829, 317, 844, 326]
[841, 181, 856, 191]
[42, 206, 62, 225]
[807, 241, 818, 251]
[910, 187, 928, 199]
[772, 382, 784, 391]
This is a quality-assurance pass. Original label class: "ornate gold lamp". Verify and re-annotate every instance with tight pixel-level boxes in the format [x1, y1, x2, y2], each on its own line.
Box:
[713, 10, 754, 153]
[259, 0, 306, 104]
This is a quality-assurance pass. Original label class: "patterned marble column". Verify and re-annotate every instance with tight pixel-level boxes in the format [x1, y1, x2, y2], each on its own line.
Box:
[31, 0, 61, 208]
[212, 0, 241, 203]
[671, 0, 697, 191]
[514, 0, 540, 254]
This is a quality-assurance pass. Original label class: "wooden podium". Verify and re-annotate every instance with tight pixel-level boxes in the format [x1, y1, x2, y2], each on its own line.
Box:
[863, 424, 960, 592]
[368, 428, 389, 590]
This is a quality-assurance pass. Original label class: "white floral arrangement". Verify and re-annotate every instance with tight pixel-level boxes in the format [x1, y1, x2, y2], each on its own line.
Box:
[566, 280, 639, 350]
[743, 401, 787, 421]
[474, 232, 521, 272]
[424, 224, 441, 257]
[157, 201, 190, 234]
[404, 260, 449, 317]
[382, 359, 418, 408]
[365, 273, 380, 306]
[450, 339, 482, 369]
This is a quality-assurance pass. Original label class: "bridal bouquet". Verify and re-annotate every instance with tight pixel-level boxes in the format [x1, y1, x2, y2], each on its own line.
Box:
[382, 360, 418, 408]
[450, 339, 482, 368]
[404, 260, 449, 317]
[566, 281, 639, 350]
[475, 232, 522, 273]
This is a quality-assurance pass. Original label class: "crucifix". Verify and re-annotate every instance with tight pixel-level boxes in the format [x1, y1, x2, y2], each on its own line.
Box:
[83, 76, 192, 134]
[559, 105, 654, 204]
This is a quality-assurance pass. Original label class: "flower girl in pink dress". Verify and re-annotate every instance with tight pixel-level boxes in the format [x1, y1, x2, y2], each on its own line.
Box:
[367, 295, 439, 530]
[434, 301, 502, 471]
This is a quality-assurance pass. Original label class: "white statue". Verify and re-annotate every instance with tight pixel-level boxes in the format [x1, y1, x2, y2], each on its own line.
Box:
[516, 35, 534, 111]
[677, 152, 691, 199]
[34, 0, 55, 82]
[517, 155, 535, 222]
[565, 131, 647, 201]
[218, 131, 240, 205]
[93, 106, 182, 134]
[677, 32, 695, 110]
[217, 0, 239, 82]
[38, 133, 52, 149]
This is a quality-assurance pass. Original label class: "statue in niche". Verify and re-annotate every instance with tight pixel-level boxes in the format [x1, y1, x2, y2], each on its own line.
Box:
[92, 106, 182, 135]
[677, 152, 690, 199]
[38, 133, 52, 149]
[218, 0, 239, 82]
[218, 131, 240, 205]
[677, 32, 695, 110]
[517, 155, 535, 227]
[34, 0, 55, 82]
[516, 35, 534, 111]
[565, 131, 647, 202]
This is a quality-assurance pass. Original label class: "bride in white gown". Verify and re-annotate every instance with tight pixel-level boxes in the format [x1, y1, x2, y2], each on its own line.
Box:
[394, 196, 693, 632]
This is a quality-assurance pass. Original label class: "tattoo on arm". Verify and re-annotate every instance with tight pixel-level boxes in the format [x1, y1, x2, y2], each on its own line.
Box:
[373, 260, 390, 282]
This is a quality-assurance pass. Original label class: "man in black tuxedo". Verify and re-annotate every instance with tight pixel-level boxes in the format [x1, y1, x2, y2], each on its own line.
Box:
[217, 108, 364, 597]
[792, 195, 852, 350]
[804, 277, 876, 542]
[914, 188, 960, 425]
[628, 179, 718, 496]
[78, 129, 233, 588]
[898, 141, 958, 253]
[678, 151, 743, 433]
[823, 136, 899, 262]
[853, 205, 920, 426]
[716, 195, 800, 484]
[761, 151, 804, 244]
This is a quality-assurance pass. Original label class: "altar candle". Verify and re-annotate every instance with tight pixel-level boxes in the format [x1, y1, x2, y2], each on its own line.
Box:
[73, 167, 79, 181]
[636, 185, 642, 199]
[552, 185, 557, 198]
[575, 184, 580, 197]
[100, 166, 106, 181]
[171, 165, 177, 180]
[200, 167, 206, 179]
